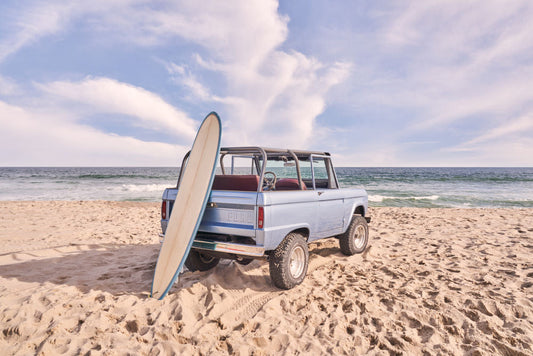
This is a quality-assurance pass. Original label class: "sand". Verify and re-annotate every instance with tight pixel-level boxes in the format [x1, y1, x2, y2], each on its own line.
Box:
[0, 201, 531, 355]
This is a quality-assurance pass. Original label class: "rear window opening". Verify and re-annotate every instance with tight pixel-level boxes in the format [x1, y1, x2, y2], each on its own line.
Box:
[177, 147, 339, 192]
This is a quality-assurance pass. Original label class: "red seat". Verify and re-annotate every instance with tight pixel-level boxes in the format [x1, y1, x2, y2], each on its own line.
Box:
[212, 175, 259, 191]
[275, 178, 306, 191]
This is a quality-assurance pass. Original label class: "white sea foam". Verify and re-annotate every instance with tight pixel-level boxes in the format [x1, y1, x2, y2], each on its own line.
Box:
[121, 184, 170, 192]
[369, 195, 440, 202]
[368, 195, 385, 202]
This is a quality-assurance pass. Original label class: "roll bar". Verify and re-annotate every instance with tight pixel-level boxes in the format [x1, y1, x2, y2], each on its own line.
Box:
[177, 146, 332, 191]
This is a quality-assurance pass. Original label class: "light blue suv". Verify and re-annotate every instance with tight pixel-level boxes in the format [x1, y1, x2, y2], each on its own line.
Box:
[161, 147, 370, 289]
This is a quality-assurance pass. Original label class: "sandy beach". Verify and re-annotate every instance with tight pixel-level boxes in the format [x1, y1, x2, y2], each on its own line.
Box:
[0, 201, 531, 355]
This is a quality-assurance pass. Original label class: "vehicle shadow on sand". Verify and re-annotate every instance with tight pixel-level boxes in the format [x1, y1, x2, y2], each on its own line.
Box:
[0, 243, 290, 296]
[0, 243, 160, 296]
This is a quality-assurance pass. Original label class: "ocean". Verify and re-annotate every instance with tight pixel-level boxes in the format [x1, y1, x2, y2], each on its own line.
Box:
[0, 167, 532, 208]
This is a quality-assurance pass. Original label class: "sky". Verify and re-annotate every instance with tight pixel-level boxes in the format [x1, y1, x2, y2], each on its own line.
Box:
[0, 0, 532, 167]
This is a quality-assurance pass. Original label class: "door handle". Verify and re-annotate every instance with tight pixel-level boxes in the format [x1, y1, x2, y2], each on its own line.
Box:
[318, 191, 324, 196]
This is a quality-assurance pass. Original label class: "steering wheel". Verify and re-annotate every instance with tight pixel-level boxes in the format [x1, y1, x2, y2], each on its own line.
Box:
[262, 171, 277, 191]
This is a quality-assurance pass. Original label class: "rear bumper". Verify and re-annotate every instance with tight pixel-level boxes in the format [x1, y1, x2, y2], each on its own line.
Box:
[192, 239, 265, 257]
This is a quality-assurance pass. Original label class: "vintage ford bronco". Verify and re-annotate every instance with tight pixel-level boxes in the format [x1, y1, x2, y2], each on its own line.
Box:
[160, 147, 370, 289]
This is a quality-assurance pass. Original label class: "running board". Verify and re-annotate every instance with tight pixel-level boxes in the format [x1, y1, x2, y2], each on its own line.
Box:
[192, 239, 265, 257]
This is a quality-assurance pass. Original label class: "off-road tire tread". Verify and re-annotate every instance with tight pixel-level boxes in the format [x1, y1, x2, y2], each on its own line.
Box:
[339, 215, 369, 256]
[269, 232, 309, 289]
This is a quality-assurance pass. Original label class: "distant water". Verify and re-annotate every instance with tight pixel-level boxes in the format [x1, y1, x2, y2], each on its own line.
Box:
[0, 167, 179, 202]
[0, 167, 532, 208]
[337, 167, 533, 208]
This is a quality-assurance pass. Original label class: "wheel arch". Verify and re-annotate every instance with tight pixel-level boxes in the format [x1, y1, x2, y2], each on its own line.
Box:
[290, 228, 310, 241]
[354, 205, 365, 217]
[261, 223, 311, 250]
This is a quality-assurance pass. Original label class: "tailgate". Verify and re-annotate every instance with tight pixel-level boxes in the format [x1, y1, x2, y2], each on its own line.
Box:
[199, 190, 258, 238]
[162, 189, 258, 238]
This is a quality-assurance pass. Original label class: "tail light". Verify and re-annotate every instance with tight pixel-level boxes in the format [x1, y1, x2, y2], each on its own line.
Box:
[161, 201, 167, 220]
[258, 206, 264, 229]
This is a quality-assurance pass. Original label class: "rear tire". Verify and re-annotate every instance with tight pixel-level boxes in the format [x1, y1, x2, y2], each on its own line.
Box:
[269, 232, 309, 289]
[339, 215, 369, 255]
[185, 250, 220, 271]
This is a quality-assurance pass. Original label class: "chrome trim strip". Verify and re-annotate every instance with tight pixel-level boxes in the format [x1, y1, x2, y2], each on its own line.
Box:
[192, 239, 265, 257]
[203, 221, 255, 230]
[206, 203, 255, 210]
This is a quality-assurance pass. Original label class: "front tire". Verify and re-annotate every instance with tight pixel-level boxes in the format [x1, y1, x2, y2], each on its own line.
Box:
[185, 250, 220, 271]
[269, 232, 309, 289]
[339, 215, 369, 255]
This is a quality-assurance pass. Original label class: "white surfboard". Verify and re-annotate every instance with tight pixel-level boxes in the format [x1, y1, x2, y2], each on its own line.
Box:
[151, 112, 221, 300]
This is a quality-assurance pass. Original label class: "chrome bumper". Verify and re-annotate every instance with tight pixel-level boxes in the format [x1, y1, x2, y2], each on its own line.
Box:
[192, 239, 265, 257]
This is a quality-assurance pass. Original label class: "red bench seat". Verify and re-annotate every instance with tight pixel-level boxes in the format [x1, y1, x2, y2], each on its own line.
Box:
[212, 175, 306, 191]
[212, 175, 260, 191]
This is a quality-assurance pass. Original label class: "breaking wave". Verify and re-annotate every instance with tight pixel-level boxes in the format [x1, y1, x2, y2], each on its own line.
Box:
[369, 195, 440, 203]
[120, 184, 170, 192]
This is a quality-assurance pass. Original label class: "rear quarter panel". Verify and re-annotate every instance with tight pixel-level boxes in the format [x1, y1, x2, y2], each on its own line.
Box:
[341, 188, 369, 230]
[258, 191, 317, 250]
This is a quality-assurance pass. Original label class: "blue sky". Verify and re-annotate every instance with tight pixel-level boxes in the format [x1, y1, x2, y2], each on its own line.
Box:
[0, 0, 532, 166]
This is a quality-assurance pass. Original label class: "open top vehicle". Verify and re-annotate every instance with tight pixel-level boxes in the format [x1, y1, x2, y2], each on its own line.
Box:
[161, 147, 370, 289]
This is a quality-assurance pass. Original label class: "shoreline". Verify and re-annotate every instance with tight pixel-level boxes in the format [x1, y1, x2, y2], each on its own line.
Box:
[0, 201, 532, 354]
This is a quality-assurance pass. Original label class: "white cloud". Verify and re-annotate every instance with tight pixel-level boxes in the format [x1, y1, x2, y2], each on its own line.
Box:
[2, 0, 349, 151]
[104, 0, 289, 69]
[37, 77, 198, 140]
[129, 1, 351, 148]
[385, 1, 531, 57]
[333, 1, 533, 166]
[0, 3, 67, 62]
[405, 112, 533, 167]
[216, 54, 351, 147]
[455, 114, 533, 148]
[442, 138, 533, 167]
[0, 100, 187, 166]
[413, 72, 533, 130]
[378, 1, 533, 128]
[163, 62, 213, 101]
[0, 1, 148, 63]
[1, 74, 201, 166]
[3, 0, 530, 166]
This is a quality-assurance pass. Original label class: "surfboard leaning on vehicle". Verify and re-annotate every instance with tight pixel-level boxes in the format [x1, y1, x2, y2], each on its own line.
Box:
[151, 112, 222, 300]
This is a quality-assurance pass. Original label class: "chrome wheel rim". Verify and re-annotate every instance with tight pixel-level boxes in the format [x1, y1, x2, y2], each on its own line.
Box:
[289, 246, 305, 278]
[353, 225, 366, 249]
